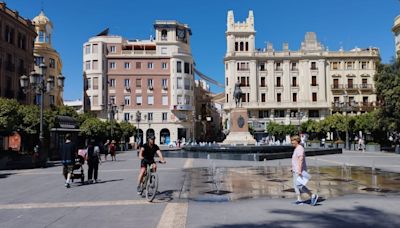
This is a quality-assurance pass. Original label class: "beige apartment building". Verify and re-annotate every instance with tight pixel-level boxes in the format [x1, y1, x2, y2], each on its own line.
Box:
[393, 14, 400, 57]
[83, 21, 195, 145]
[0, 2, 36, 103]
[224, 11, 380, 134]
[32, 11, 64, 107]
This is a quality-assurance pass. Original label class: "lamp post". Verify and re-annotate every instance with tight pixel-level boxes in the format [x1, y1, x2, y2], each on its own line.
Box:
[135, 110, 142, 145]
[107, 103, 124, 140]
[296, 111, 304, 135]
[20, 63, 65, 164]
[340, 91, 356, 150]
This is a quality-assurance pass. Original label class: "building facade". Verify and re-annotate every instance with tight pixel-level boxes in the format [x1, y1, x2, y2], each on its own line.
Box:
[83, 21, 195, 145]
[0, 2, 36, 103]
[32, 10, 64, 107]
[393, 15, 400, 57]
[224, 11, 380, 133]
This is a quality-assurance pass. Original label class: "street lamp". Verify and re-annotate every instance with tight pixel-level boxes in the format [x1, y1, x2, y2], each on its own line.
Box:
[340, 91, 357, 150]
[20, 63, 65, 164]
[107, 103, 124, 139]
[296, 111, 304, 135]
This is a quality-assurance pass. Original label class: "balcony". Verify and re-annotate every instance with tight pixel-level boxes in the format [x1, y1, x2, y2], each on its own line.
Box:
[359, 102, 376, 111]
[359, 84, 373, 91]
[345, 84, 358, 90]
[331, 102, 358, 112]
[331, 84, 344, 90]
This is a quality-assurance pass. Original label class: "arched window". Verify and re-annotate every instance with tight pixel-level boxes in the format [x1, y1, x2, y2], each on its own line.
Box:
[161, 30, 168, 40]
[235, 42, 238, 51]
[240, 42, 244, 51]
[245, 42, 249, 51]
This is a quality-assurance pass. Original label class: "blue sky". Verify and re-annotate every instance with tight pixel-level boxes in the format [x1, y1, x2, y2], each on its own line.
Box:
[6, 0, 400, 100]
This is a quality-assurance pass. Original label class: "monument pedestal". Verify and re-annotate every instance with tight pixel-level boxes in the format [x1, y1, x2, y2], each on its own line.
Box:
[222, 108, 256, 145]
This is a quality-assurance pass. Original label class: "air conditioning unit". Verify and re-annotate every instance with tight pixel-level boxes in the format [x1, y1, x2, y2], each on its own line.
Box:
[148, 85, 153, 90]
[125, 86, 130, 91]
[162, 85, 168, 90]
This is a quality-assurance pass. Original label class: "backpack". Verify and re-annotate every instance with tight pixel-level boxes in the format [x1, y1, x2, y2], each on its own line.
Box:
[94, 146, 100, 157]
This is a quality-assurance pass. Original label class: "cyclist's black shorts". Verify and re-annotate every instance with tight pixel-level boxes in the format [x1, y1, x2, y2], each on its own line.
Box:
[141, 159, 155, 168]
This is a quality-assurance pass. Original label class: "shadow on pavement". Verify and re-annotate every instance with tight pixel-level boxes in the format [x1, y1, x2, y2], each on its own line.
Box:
[0, 173, 15, 179]
[153, 190, 175, 203]
[212, 206, 400, 228]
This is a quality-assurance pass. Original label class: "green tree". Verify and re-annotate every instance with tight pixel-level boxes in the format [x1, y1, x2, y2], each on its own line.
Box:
[0, 98, 20, 133]
[119, 121, 135, 142]
[79, 117, 107, 140]
[374, 61, 400, 143]
[17, 105, 40, 135]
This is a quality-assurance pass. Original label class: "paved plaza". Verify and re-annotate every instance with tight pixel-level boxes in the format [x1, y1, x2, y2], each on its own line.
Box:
[1, 150, 400, 228]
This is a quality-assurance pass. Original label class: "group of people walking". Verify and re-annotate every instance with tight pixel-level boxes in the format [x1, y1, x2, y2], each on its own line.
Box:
[60, 135, 117, 188]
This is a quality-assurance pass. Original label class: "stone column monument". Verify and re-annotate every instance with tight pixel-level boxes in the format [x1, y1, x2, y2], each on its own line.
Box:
[222, 82, 256, 145]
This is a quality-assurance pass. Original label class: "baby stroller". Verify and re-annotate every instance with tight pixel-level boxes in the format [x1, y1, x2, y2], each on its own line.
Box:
[71, 155, 85, 183]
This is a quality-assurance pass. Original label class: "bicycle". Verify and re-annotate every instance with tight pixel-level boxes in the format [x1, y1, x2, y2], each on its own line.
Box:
[139, 160, 165, 202]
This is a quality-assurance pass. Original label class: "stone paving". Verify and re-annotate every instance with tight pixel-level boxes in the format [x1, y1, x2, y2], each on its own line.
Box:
[0, 150, 399, 227]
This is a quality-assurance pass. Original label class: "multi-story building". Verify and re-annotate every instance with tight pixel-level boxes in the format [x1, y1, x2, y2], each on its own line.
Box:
[0, 2, 36, 103]
[224, 10, 380, 133]
[193, 80, 223, 142]
[83, 21, 195, 145]
[32, 10, 64, 107]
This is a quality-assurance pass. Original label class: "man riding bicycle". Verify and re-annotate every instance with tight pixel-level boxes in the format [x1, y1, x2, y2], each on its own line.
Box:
[137, 135, 166, 194]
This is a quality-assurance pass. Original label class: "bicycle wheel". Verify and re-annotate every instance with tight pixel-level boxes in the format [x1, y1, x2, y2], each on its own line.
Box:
[145, 173, 158, 202]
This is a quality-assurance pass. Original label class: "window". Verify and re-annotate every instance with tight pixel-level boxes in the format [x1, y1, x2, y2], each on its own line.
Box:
[311, 62, 317, 70]
[124, 96, 130, 105]
[348, 79, 354, 88]
[85, 45, 91, 54]
[109, 62, 116, 69]
[136, 79, 141, 88]
[147, 62, 154, 69]
[363, 96, 369, 104]
[124, 79, 130, 87]
[274, 110, 285, 118]
[177, 61, 182, 73]
[261, 77, 266, 87]
[185, 95, 190, 105]
[334, 97, 340, 105]
[87, 78, 92, 89]
[162, 62, 168, 69]
[237, 62, 249, 71]
[312, 76, 317, 86]
[362, 78, 368, 87]
[148, 79, 154, 89]
[261, 93, 266, 102]
[361, 61, 368, 69]
[333, 79, 339, 88]
[110, 46, 116, 53]
[93, 77, 98, 90]
[184, 78, 190, 90]
[277, 93, 281, 102]
[147, 95, 154, 105]
[49, 58, 56, 68]
[312, 93, 317, 102]
[275, 62, 282, 71]
[276, 77, 281, 87]
[136, 95, 142, 105]
[293, 93, 297, 102]
[177, 78, 183, 89]
[259, 110, 269, 118]
[124, 113, 130, 121]
[259, 62, 265, 71]
[291, 62, 298, 70]
[109, 79, 116, 88]
[332, 62, 339, 70]
[309, 110, 320, 118]
[162, 95, 168, 105]
[292, 77, 297, 87]
[162, 112, 167, 121]
[110, 96, 116, 104]
[240, 42, 244, 51]
[136, 62, 141, 69]
[177, 95, 183, 104]
[124, 62, 130, 69]
[85, 61, 91, 70]
[148, 113, 153, 121]
[34, 56, 44, 66]
[245, 42, 249, 51]
[92, 60, 98, 70]
[184, 62, 190, 74]
[346, 62, 354, 70]
[161, 30, 168, 40]
[92, 44, 98, 53]
[50, 95, 55, 105]
[162, 79, 168, 89]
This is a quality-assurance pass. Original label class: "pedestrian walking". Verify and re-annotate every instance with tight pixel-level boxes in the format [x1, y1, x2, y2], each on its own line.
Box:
[291, 135, 319, 206]
[86, 140, 101, 183]
[110, 140, 116, 161]
[103, 139, 110, 161]
[60, 134, 77, 188]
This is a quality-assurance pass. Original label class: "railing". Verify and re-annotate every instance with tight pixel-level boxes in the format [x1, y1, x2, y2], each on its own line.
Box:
[345, 84, 358, 89]
[359, 84, 372, 90]
[331, 84, 344, 89]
